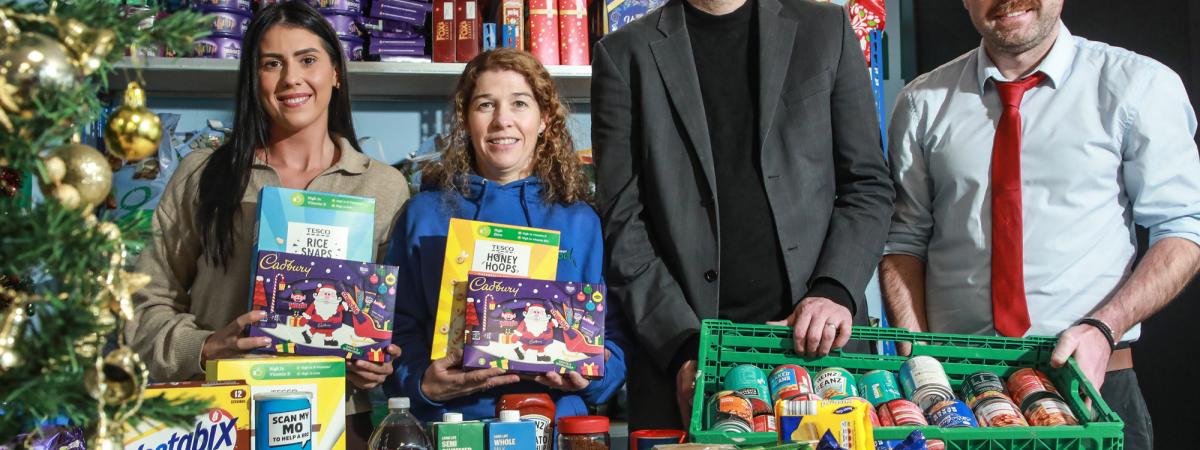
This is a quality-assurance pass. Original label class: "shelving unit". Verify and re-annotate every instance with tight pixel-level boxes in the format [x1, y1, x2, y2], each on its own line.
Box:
[110, 57, 593, 101]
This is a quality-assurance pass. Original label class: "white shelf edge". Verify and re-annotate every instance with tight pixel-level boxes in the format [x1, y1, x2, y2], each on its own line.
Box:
[110, 57, 592, 101]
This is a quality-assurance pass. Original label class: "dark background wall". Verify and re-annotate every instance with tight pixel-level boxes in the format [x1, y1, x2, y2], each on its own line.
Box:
[907, 1, 1200, 447]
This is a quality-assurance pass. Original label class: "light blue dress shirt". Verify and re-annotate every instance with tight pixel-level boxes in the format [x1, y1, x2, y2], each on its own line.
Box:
[885, 23, 1200, 341]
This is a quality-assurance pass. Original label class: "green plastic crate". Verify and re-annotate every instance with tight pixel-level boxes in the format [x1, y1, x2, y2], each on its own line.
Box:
[688, 320, 1124, 450]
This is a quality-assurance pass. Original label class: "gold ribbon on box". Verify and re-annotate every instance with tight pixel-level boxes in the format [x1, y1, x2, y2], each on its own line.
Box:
[580, 362, 599, 377]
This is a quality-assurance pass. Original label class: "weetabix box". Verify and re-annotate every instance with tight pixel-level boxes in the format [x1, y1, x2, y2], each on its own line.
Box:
[123, 380, 251, 450]
[206, 356, 346, 450]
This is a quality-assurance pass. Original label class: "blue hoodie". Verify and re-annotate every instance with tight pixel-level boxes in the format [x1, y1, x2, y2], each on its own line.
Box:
[383, 174, 627, 422]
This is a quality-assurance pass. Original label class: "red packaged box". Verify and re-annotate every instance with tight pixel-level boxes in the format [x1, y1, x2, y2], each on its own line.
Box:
[557, 0, 588, 65]
[433, 0, 456, 62]
[528, 0, 559, 65]
[455, 0, 481, 62]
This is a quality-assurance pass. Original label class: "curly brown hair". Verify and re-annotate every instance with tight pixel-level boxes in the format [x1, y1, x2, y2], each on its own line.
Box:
[424, 48, 591, 206]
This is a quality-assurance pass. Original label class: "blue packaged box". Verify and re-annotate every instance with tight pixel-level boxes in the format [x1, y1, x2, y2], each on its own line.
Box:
[487, 412, 538, 450]
[256, 186, 377, 262]
[603, 0, 667, 33]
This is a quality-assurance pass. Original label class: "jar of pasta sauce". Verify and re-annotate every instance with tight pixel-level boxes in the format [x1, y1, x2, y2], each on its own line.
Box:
[558, 416, 610, 450]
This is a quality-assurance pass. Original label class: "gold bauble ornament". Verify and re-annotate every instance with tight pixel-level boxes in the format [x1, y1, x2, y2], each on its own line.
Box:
[0, 32, 81, 116]
[104, 82, 161, 162]
[44, 143, 112, 209]
[52, 18, 115, 76]
[0, 301, 27, 375]
[43, 155, 66, 184]
[52, 184, 80, 209]
[86, 422, 124, 450]
[85, 346, 147, 405]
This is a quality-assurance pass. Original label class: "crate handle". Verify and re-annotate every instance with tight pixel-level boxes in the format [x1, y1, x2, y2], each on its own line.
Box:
[1063, 357, 1123, 425]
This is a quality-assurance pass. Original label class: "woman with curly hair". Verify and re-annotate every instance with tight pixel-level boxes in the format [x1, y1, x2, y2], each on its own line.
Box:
[383, 48, 626, 421]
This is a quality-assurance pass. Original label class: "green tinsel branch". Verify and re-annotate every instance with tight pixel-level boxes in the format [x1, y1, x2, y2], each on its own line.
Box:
[0, 0, 212, 445]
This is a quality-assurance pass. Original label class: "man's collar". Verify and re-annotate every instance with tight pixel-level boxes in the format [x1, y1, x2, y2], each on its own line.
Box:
[975, 21, 1074, 93]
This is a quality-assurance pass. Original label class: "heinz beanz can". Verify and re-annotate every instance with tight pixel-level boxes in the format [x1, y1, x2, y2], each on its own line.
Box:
[813, 368, 858, 400]
[255, 392, 312, 450]
[769, 364, 813, 402]
[928, 400, 979, 428]
[858, 370, 902, 406]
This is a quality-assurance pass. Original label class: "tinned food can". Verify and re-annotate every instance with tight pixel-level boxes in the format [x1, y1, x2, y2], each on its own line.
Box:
[254, 392, 313, 450]
[723, 365, 771, 406]
[813, 368, 858, 400]
[974, 396, 1029, 427]
[877, 399, 928, 426]
[1023, 396, 1078, 426]
[1007, 368, 1060, 410]
[706, 390, 754, 433]
[927, 400, 979, 428]
[961, 371, 1008, 408]
[845, 397, 880, 427]
[769, 364, 813, 402]
[748, 398, 776, 433]
[899, 356, 953, 399]
[858, 370, 903, 407]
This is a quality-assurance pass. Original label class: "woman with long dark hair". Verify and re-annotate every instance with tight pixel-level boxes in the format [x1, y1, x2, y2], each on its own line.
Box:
[127, 1, 407, 444]
[383, 48, 627, 421]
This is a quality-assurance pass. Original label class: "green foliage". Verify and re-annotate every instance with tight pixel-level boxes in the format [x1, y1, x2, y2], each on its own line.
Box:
[0, 0, 211, 445]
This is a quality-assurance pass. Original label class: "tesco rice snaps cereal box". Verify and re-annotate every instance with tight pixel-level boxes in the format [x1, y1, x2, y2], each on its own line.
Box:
[123, 380, 251, 450]
[256, 186, 377, 263]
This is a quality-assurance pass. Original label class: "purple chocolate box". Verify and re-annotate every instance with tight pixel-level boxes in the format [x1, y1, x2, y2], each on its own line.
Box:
[324, 12, 362, 37]
[193, 0, 252, 13]
[192, 35, 242, 59]
[247, 250, 399, 362]
[308, 0, 363, 12]
[462, 275, 607, 378]
[200, 10, 251, 37]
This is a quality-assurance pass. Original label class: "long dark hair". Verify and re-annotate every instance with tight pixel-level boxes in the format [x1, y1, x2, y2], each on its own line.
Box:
[196, 0, 361, 269]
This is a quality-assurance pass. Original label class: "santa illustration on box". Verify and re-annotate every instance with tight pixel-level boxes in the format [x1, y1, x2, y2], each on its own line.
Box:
[302, 284, 345, 346]
[513, 302, 557, 362]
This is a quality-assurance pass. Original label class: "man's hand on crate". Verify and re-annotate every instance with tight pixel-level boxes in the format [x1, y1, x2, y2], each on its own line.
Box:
[767, 297, 852, 357]
[676, 359, 698, 426]
[1050, 324, 1113, 390]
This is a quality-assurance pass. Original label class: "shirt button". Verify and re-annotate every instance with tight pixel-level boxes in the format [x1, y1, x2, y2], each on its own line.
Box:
[704, 270, 718, 282]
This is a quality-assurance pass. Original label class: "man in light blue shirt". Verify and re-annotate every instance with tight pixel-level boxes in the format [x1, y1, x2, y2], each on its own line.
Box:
[883, 1, 1200, 447]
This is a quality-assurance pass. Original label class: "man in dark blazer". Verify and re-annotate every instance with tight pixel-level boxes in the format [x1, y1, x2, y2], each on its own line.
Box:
[592, 0, 894, 430]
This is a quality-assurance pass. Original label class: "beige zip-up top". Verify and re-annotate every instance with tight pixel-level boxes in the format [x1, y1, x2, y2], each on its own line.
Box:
[127, 138, 409, 414]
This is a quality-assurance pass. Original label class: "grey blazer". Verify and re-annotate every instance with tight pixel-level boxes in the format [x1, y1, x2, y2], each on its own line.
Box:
[592, 0, 894, 424]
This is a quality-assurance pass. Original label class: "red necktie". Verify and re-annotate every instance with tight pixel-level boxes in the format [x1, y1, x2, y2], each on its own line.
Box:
[991, 72, 1045, 338]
